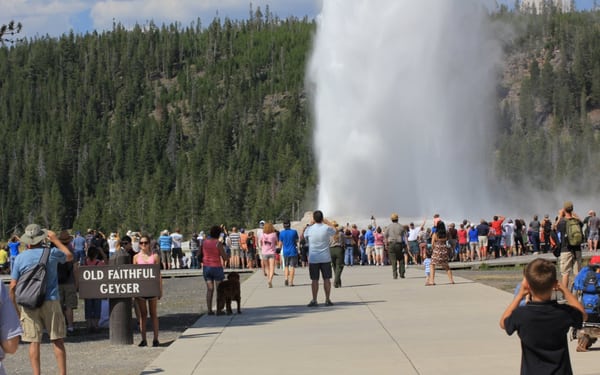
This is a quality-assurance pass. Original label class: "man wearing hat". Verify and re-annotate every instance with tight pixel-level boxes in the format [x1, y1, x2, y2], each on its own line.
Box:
[557, 201, 583, 289]
[9, 224, 73, 375]
[385, 213, 406, 279]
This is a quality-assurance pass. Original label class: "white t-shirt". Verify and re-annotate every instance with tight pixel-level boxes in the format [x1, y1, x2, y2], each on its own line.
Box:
[304, 223, 336, 263]
[170, 232, 183, 248]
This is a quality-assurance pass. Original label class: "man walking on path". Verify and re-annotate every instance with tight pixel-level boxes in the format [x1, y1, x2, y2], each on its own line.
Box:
[278, 220, 299, 286]
[9, 224, 73, 375]
[385, 213, 406, 279]
[303, 210, 336, 307]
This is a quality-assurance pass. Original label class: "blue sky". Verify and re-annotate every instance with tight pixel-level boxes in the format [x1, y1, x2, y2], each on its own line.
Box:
[1, 0, 596, 40]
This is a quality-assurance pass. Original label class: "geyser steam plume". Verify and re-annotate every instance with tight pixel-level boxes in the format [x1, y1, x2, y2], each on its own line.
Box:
[308, 1, 503, 218]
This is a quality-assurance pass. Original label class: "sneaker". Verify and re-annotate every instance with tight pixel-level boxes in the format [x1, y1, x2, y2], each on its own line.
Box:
[307, 300, 318, 307]
[138, 340, 147, 347]
[325, 300, 334, 306]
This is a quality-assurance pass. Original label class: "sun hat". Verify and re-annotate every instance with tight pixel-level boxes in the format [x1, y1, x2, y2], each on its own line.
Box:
[21, 224, 48, 245]
[390, 213, 399, 221]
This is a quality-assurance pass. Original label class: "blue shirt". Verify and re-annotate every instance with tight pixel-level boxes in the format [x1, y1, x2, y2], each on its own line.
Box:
[304, 223, 335, 263]
[11, 247, 66, 301]
[158, 235, 172, 251]
[72, 236, 86, 251]
[0, 283, 23, 370]
[279, 229, 299, 257]
[7, 242, 19, 257]
[365, 230, 375, 246]
[468, 228, 478, 243]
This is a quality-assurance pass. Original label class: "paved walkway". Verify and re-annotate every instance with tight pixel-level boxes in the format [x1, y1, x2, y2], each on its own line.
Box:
[142, 264, 599, 375]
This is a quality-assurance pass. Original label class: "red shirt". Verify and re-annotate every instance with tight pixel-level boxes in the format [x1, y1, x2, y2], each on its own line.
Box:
[457, 229, 468, 245]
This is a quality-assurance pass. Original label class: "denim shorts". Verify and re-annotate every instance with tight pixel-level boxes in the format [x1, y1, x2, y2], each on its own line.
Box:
[203, 266, 225, 282]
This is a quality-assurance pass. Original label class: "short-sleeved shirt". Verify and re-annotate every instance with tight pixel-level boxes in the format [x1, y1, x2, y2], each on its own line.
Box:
[7, 242, 19, 257]
[279, 229, 299, 257]
[304, 223, 335, 263]
[170, 232, 183, 248]
[158, 235, 172, 251]
[0, 282, 24, 373]
[503, 301, 582, 375]
[11, 247, 67, 301]
[72, 236, 86, 251]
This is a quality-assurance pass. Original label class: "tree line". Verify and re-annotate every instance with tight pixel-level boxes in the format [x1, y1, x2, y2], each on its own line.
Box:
[1, 6, 599, 237]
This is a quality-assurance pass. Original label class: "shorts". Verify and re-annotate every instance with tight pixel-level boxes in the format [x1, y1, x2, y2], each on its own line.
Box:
[478, 236, 488, 248]
[284, 255, 298, 268]
[203, 266, 225, 282]
[589, 232, 599, 241]
[74, 250, 86, 265]
[20, 300, 66, 342]
[172, 247, 183, 259]
[262, 254, 275, 260]
[161, 250, 172, 264]
[309, 262, 332, 281]
[59, 283, 78, 309]
[366, 245, 375, 256]
[409, 241, 419, 255]
[231, 246, 241, 257]
[559, 251, 582, 276]
[374, 245, 384, 257]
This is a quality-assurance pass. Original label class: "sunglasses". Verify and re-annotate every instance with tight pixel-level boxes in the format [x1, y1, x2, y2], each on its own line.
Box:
[139, 241, 149, 245]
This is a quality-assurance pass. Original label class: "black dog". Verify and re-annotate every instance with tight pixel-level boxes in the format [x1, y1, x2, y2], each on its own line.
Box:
[216, 272, 241, 315]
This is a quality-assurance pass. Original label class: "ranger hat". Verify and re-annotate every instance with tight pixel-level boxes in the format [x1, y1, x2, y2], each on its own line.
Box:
[21, 224, 48, 245]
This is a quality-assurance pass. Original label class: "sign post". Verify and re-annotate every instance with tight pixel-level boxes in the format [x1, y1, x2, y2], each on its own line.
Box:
[78, 260, 161, 345]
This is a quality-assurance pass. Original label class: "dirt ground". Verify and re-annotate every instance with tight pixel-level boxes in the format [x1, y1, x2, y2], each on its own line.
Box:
[3, 269, 522, 374]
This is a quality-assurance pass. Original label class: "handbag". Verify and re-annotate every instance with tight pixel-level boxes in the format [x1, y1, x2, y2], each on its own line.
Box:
[15, 247, 50, 309]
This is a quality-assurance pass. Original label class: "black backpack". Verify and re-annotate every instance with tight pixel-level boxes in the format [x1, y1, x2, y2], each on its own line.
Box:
[15, 247, 50, 309]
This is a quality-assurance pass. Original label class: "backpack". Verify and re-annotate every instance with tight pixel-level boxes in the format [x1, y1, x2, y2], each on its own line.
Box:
[574, 265, 600, 314]
[15, 247, 50, 309]
[566, 218, 583, 247]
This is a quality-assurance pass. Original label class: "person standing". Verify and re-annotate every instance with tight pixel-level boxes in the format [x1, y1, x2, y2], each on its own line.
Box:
[529, 215, 541, 254]
[384, 213, 405, 279]
[227, 227, 242, 269]
[133, 235, 162, 347]
[304, 210, 336, 307]
[329, 222, 344, 288]
[1, 282, 23, 374]
[587, 210, 599, 251]
[9, 224, 72, 375]
[278, 220, 299, 286]
[158, 230, 172, 270]
[557, 201, 583, 289]
[407, 222, 421, 264]
[71, 231, 87, 266]
[170, 228, 183, 269]
[57, 230, 78, 334]
[200, 226, 229, 315]
[428, 221, 455, 285]
[6, 236, 20, 272]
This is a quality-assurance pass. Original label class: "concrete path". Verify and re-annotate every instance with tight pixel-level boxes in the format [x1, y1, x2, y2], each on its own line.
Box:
[142, 264, 599, 375]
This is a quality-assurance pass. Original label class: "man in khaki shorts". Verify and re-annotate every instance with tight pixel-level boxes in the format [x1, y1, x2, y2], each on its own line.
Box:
[9, 224, 73, 375]
[556, 201, 583, 289]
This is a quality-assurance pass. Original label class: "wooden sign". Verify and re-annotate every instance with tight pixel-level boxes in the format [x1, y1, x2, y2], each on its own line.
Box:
[78, 264, 161, 299]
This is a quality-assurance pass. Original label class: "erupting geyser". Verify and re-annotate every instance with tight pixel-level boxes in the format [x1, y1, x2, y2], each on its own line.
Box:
[308, 0, 504, 218]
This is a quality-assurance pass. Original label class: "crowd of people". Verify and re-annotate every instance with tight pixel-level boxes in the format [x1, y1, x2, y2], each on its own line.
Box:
[1, 200, 598, 374]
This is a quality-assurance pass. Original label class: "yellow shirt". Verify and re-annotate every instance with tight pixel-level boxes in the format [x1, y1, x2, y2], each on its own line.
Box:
[0, 249, 8, 264]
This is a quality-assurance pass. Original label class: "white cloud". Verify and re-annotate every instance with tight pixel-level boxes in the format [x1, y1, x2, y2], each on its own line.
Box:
[1, 0, 318, 38]
[91, 0, 318, 32]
